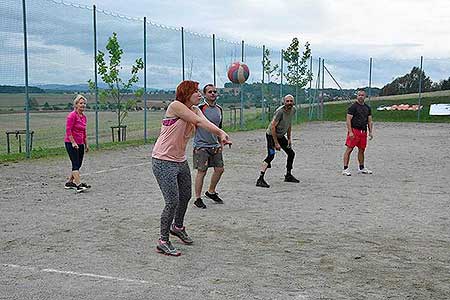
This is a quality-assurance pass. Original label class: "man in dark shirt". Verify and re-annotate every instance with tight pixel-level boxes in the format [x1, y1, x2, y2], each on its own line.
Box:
[342, 90, 374, 176]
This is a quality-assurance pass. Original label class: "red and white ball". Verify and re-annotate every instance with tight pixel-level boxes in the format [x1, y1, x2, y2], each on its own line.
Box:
[227, 61, 250, 84]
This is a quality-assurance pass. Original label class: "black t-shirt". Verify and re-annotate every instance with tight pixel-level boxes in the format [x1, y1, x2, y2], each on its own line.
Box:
[347, 102, 372, 130]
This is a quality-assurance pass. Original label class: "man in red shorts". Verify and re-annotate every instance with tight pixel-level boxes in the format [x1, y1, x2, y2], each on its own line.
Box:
[342, 89, 374, 176]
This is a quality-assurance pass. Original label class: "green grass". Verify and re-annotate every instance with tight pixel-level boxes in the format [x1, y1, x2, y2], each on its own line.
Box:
[1, 95, 448, 162]
[321, 96, 450, 123]
[0, 138, 155, 163]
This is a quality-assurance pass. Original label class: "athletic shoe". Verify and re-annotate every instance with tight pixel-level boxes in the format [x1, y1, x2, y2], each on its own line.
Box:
[358, 167, 373, 174]
[342, 169, 351, 176]
[256, 177, 270, 188]
[75, 185, 85, 193]
[80, 182, 91, 189]
[284, 174, 300, 183]
[64, 182, 77, 189]
[205, 191, 223, 204]
[193, 198, 207, 209]
[170, 224, 193, 244]
[156, 239, 181, 256]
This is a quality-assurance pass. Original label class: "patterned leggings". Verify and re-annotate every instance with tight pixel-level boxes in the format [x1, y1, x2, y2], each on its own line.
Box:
[152, 158, 192, 241]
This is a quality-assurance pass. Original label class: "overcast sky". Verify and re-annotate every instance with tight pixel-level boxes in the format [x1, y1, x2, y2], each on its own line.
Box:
[1, 0, 449, 88]
[74, 0, 450, 59]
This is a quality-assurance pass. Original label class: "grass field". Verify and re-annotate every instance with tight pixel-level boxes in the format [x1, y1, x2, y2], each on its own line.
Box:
[0, 108, 263, 159]
[1, 91, 449, 160]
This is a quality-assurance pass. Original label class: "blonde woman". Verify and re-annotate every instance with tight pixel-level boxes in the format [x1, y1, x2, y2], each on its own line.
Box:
[64, 95, 90, 192]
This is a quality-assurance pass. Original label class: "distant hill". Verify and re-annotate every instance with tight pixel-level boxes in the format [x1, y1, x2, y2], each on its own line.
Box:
[37, 84, 164, 93]
[0, 85, 45, 93]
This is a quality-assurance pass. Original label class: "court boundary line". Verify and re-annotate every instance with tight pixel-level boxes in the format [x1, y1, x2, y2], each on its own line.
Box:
[2, 263, 193, 290]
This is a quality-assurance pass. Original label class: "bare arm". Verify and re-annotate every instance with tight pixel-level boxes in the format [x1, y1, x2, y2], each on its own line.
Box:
[367, 115, 373, 139]
[346, 114, 354, 138]
[271, 120, 280, 150]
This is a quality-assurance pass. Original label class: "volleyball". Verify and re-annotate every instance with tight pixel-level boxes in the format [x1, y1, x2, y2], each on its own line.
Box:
[227, 61, 250, 84]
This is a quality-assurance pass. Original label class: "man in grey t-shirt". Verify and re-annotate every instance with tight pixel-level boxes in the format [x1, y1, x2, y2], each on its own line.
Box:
[256, 94, 300, 188]
[193, 84, 225, 209]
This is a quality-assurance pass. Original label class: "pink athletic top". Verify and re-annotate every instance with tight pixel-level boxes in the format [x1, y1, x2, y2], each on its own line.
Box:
[152, 117, 193, 162]
[64, 110, 87, 145]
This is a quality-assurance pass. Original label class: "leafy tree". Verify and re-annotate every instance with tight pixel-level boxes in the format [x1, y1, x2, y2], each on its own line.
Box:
[282, 37, 312, 116]
[440, 77, 450, 91]
[261, 48, 279, 119]
[43, 101, 51, 110]
[381, 67, 433, 96]
[28, 97, 39, 110]
[88, 32, 144, 135]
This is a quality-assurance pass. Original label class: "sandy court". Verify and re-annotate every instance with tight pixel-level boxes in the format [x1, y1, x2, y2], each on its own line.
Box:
[1, 121, 449, 299]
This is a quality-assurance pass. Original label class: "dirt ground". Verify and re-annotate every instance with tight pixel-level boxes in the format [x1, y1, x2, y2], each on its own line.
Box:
[1, 121, 449, 299]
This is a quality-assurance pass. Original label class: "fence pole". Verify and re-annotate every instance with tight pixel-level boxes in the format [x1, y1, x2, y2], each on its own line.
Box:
[308, 55, 313, 120]
[240, 40, 244, 129]
[368, 57, 372, 105]
[143, 17, 148, 143]
[261, 45, 265, 122]
[212, 34, 216, 86]
[93, 5, 99, 149]
[417, 56, 423, 122]
[181, 27, 185, 81]
[22, 0, 30, 158]
[321, 59, 325, 120]
[280, 49, 284, 104]
[318, 58, 322, 120]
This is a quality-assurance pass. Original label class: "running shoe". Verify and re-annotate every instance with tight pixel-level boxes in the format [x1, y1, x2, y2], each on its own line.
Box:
[358, 167, 373, 174]
[80, 182, 91, 189]
[156, 239, 181, 256]
[284, 174, 300, 183]
[194, 198, 207, 209]
[256, 177, 270, 188]
[205, 191, 223, 204]
[342, 169, 351, 176]
[170, 224, 193, 244]
[75, 185, 85, 193]
[64, 182, 77, 189]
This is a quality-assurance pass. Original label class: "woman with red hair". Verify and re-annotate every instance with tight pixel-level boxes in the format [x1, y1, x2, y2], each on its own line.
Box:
[152, 80, 232, 256]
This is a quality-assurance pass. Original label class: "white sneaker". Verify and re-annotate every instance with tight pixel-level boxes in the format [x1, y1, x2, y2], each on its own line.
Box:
[342, 169, 351, 176]
[358, 167, 372, 174]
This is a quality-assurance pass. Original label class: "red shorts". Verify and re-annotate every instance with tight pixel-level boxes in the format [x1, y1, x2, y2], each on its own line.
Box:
[345, 128, 367, 149]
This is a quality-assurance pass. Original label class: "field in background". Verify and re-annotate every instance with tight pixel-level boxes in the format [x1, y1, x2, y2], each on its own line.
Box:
[1, 90, 449, 158]
[0, 108, 263, 156]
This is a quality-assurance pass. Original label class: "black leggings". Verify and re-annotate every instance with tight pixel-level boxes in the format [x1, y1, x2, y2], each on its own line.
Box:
[65, 142, 85, 171]
[263, 134, 295, 170]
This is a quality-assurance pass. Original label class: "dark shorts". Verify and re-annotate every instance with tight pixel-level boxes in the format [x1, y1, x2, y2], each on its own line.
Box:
[193, 147, 224, 171]
[345, 128, 367, 150]
[65, 142, 85, 171]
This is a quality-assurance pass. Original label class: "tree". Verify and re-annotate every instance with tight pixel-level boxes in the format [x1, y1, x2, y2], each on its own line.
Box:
[381, 67, 433, 96]
[440, 77, 450, 91]
[43, 101, 51, 110]
[28, 97, 39, 110]
[282, 37, 312, 117]
[89, 32, 144, 137]
[261, 48, 279, 119]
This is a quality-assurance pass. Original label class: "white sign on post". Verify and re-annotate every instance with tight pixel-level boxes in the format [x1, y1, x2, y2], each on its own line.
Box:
[429, 104, 450, 116]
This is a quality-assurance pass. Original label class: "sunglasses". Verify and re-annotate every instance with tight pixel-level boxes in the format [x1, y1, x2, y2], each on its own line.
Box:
[207, 90, 218, 94]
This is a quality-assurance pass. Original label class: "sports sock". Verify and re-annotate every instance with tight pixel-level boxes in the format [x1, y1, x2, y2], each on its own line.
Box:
[359, 165, 364, 170]
[344, 166, 348, 170]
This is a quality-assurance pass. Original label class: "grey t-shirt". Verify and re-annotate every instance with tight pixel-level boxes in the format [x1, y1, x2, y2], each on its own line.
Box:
[193, 103, 222, 148]
[265, 105, 295, 137]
